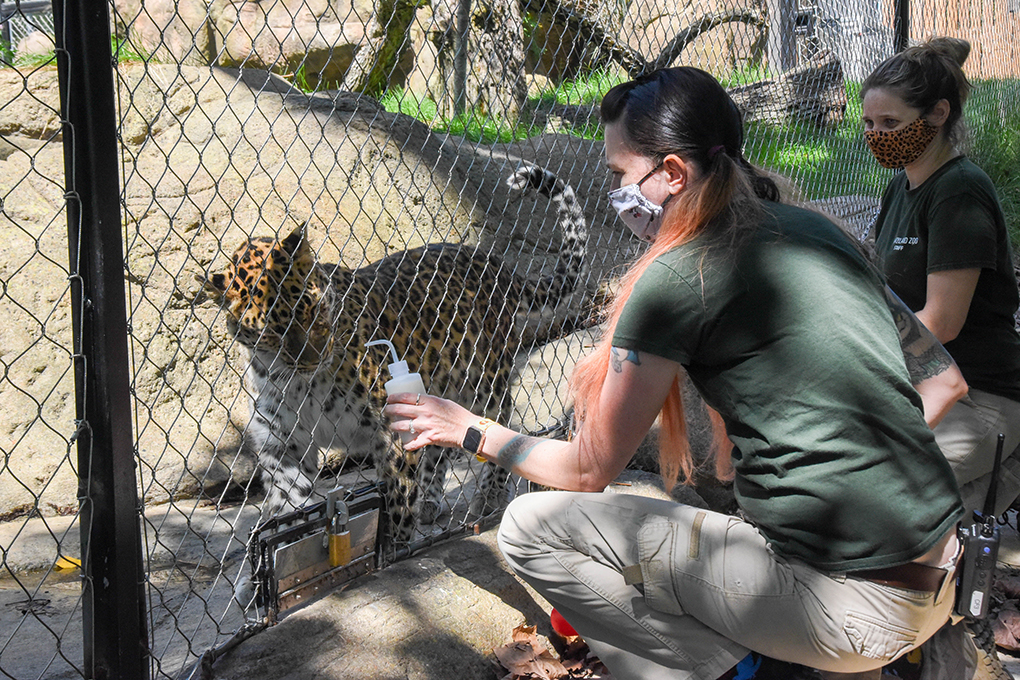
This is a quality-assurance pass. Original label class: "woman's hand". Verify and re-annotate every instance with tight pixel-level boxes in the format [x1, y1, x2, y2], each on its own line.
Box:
[381, 393, 478, 451]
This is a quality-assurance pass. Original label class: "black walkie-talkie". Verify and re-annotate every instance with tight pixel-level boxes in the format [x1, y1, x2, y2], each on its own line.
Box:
[954, 433, 1005, 619]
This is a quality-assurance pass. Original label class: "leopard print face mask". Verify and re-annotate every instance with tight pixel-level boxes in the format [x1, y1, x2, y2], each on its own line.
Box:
[864, 116, 940, 169]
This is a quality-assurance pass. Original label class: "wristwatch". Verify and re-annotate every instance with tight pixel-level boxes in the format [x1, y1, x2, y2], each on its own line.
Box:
[463, 418, 498, 460]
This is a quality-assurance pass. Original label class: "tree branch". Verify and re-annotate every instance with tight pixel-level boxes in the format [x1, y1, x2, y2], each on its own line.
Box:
[648, 11, 766, 74]
[519, 2, 766, 78]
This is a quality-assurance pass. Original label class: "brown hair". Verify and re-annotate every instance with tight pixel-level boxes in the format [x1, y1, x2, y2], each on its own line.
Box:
[862, 37, 972, 144]
[569, 67, 776, 488]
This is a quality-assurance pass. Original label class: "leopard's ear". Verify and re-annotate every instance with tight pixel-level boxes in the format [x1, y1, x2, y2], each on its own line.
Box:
[195, 271, 229, 297]
[281, 220, 311, 259]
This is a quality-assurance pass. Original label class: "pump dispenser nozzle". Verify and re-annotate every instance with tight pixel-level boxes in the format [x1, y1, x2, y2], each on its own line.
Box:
[367, 338, 426, 445]
[366, 339, 410, 378]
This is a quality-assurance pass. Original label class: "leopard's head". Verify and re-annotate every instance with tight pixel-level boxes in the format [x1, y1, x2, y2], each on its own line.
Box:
[198, 225, 333, 369]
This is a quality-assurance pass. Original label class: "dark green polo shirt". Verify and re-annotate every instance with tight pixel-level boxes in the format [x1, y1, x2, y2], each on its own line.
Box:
[613, 201, 962, 571]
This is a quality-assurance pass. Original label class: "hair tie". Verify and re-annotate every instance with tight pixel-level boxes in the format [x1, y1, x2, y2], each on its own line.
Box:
[708, 145, 726, 159]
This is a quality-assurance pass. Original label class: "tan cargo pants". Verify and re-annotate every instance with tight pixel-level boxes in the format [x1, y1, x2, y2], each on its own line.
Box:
[498, 491, 956, 680]
[935, 388, 1020, 518]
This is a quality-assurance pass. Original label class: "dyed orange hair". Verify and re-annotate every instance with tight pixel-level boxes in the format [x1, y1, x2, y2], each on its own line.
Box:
[569, 67, 780, 489]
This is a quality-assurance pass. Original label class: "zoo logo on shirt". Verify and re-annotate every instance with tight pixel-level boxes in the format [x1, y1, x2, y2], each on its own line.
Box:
[892, 236, 919, 251]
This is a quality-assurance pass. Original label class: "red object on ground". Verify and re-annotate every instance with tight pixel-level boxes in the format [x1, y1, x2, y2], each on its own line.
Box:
[550, 608, 579, 637]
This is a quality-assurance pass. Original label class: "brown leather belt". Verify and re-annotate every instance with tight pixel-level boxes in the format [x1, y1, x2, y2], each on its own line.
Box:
[851, 561, 948, 592]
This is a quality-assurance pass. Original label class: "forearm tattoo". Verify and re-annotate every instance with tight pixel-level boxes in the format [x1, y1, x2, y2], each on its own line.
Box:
[497, 435, 543, 470]
[883, 287, 953, 384]
[904, 345, 952, 382]
[610, 347, 641, 373]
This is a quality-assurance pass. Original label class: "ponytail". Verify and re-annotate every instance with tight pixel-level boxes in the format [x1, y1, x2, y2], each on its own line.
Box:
[573, 69, 771, 487]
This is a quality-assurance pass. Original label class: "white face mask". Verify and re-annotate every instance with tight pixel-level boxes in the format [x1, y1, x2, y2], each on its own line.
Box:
[607, 164, 669, 242]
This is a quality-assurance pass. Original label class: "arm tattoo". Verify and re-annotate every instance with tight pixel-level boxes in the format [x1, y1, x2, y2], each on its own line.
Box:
[904, 344, 952, 382]
[497, 435, 543, 470]
[883, 286, 953, 384]
[610, 347, 641, 373]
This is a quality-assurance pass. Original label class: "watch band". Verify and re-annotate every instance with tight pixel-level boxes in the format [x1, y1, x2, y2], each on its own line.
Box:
[463, 418, 498, 460]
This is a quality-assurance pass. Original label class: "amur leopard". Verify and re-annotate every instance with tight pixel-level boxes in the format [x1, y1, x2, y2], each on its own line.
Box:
[199, 165, 588, 544]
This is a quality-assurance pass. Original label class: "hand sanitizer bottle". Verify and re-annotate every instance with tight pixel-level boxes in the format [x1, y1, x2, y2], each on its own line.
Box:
[366, 339, 426, 445]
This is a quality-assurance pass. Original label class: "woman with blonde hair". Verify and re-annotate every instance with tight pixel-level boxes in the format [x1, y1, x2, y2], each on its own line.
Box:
[385, 67, 967, 679]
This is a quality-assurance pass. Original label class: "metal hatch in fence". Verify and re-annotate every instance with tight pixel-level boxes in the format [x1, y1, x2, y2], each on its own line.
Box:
[249, 484, 382, 621]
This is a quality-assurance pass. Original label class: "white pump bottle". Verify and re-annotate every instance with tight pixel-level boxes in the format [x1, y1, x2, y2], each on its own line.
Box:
[366, 339, 426, 445]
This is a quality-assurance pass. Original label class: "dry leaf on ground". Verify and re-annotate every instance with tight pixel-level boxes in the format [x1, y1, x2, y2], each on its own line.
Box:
[997, 574, 1020, 600]
[995, 602, 1020, 652]
[494, 624, 569, 679]
[494, 623, 614, 679]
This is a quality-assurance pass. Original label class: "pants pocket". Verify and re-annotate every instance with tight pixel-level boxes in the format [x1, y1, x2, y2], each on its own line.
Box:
[843, 611, 919, 660]
[636, 518, 685, 617]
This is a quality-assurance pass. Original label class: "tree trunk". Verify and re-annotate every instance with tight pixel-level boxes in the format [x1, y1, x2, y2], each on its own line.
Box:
[430, 0, 527, 122]
[518, 2, 766, 78]
[341, 0, 424, 96]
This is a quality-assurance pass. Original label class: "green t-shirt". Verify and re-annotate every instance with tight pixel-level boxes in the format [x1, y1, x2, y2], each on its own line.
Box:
[613, 202, 962, 571]
[873, 156, 1020, 401]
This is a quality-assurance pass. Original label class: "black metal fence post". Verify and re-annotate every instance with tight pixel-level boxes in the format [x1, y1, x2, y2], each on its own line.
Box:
[51, 0, 149, 678]
[454, 0, 470, 116]
[894, 0, 909, 51]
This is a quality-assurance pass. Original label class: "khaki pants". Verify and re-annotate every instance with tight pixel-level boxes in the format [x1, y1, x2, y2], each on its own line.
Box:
[935, 388, 1020, 518]
[498, 491, 955, 680]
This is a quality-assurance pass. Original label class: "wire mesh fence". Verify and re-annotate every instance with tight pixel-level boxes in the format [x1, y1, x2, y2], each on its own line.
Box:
[0, 0, 1017, 676]
[0, 1, 53, 52]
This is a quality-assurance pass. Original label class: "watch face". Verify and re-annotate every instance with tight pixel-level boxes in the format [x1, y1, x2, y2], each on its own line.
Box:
[463, 426, 483, 453]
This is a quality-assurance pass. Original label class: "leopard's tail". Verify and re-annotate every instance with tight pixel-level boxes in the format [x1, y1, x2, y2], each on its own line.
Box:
[507, 165, 588, 308]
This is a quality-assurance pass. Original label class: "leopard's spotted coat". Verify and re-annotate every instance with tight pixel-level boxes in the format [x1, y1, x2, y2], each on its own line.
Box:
[200, 166, 587, 544]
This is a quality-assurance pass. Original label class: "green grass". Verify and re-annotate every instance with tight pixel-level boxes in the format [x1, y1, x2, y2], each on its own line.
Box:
[0, 40, 14, 66]
[110, 36, 147, 63]
[441, 109, 539, 144]
[717, 63, 771, 88]
[966, 79, 1020, 249]
[744, 81, 894, 201]
[287, 62, 342, 94]
[376, 71, 622, 144]
[1, 35, 147, 68]
[379, 88, 545, 144]
[536, 68, 626, 108]
[11, 46, 55, 68]
[378, 89, 439, 123]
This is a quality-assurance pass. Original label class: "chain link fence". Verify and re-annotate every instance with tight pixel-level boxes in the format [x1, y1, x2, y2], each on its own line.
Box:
[0, 0, 1017, 676]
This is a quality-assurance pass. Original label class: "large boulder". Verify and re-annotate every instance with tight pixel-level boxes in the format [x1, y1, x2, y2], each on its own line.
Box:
[115, 0, 216, 66]
[208, 0, 357, 83]
[113, 0, 431, 91]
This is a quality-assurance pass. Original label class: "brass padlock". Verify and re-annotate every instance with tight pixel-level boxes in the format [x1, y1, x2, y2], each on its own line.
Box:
[326, 486, 352, 568]
[329, 529, 352, 567]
